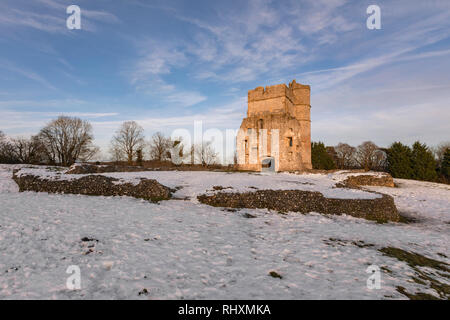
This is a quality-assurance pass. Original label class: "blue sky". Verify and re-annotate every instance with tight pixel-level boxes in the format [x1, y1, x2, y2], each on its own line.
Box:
[0, 0, 449, 160]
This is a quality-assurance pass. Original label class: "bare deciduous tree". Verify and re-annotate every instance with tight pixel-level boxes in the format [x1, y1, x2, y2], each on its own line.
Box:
[11, 136, 45, 164]
[78, 144, 100, 163]
[38, 116, 97, 166]
[110, 121, 145, 165]
[0, 131, 17, 163]
[433, 141, 450, 165]
[355, 141, 384, 171]
[335, 143, 356, 169]
[372, 148, 387, 171]
[148, 132, 188, 165]
[149, 132, 170, 162]
[109, 143, 125, 163]
[193, 141, 218, 167]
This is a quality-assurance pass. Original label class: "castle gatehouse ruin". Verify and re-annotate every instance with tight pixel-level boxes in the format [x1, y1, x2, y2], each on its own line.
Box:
[237, 80, 312, 172]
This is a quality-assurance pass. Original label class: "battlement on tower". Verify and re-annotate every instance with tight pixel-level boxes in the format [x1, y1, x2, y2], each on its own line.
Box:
[247, 80, 310, 106]
[247, 80, 310, 118]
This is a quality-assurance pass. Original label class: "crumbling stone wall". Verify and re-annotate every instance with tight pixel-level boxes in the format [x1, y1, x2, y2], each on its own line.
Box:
[198, 190, 399, 222]
[66, 164, 149, 174]
[13, 173, 172, 202]
[338, 175, 396, 188]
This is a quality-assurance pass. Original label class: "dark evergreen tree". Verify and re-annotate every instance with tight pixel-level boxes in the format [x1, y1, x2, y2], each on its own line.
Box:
[311, 142, 336, 170]
[411, 141, 437, 181]
[441, 148, 450, 178]
[386, 142, 413, 179]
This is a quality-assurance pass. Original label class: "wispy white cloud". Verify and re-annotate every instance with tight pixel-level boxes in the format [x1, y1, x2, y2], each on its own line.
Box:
[91, 97, 246, 130]
[293, 47, 450, 93]
[126, 41, 207, 107]
[0, 98, 85, 108]
[0, 0, 119, 34]
[313, 101, 450, 147]
[180, 0, 309, 82]
[0, 60, 56, 90]
[36, 0, 120, 24]
[128, 44, 187, 87]
[127, 0, 312, 86]
[310, 51, 450, 146]
[288, 0, 357, 36]
[0, 110, 119, 131]
[164, 0, 450, 89]
[166, 91, 207, 107]
[0, 7, 65, 34]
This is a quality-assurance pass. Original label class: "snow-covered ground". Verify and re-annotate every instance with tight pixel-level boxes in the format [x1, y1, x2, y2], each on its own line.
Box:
[0, 165, 449, 299]
[366, 179, 450, 223]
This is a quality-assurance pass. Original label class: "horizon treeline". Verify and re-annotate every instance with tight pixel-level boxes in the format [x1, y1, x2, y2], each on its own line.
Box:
[311, 140, 449, 183]
[0, 115, 219, 168]
[0, 115, 448, 184]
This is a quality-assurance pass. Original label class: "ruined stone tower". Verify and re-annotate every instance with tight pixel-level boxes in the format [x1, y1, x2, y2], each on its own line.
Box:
[236, 80, 312, 172]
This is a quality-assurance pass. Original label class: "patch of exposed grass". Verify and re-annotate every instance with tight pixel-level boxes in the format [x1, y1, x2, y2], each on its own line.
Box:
[380, 247, 450, 300]
[381, 266, 392, 274]
[269, 271, 283, 279]
[396, 286, 439, 300]
[379, 247, 449, 272]
[212, 186, 233, 191]
[398, 213, 420, 224]
[323, 238, 375, 248]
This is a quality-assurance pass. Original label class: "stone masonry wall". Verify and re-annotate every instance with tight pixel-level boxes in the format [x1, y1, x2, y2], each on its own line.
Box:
[237, 80, 312, 172]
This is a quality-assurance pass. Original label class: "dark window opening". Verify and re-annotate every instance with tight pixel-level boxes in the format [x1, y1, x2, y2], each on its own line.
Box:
[288, 137, 293, 147]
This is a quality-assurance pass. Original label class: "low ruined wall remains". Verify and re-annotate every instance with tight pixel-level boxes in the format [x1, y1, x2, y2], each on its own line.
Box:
[198, 190, 399, 222]
[13, 173, 172, 202]
[339, 174, 395, 188]
[66, 164, 150, 174]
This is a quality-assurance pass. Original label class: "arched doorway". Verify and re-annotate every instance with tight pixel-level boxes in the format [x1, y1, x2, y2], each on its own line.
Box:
[261, 157, 275, 172]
